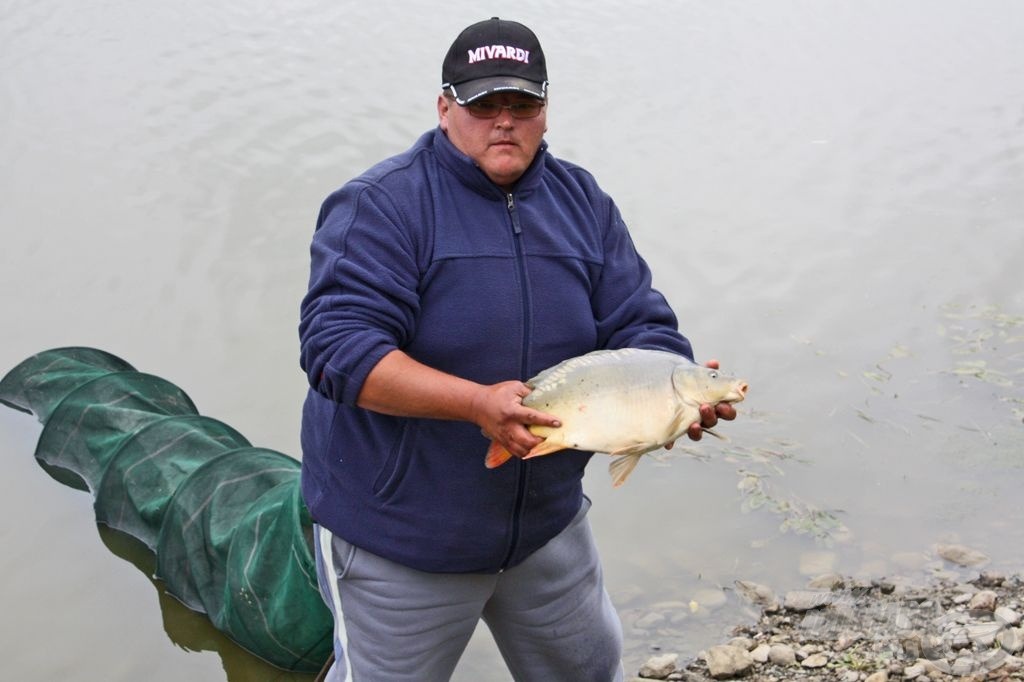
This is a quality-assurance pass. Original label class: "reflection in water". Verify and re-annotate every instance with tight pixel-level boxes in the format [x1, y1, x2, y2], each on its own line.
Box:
[98, 527, 317, 682]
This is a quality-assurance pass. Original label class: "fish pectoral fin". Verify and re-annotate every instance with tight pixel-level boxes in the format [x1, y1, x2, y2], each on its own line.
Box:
[608, 454, 643, 488]
[607, 442, 664, 487]
[485, 441, 514, 469]
[701, 427, 729, 441]
[522, 440, 569, 460]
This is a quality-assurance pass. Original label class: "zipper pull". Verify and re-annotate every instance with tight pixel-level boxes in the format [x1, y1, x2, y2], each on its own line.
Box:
[506, 193, 522, 234]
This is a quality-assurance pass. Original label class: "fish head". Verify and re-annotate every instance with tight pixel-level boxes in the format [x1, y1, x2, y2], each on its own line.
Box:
[671, 363, 748, 406]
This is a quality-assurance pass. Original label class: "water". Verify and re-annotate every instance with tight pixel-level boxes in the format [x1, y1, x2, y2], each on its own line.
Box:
[2, 1, 1022, 679]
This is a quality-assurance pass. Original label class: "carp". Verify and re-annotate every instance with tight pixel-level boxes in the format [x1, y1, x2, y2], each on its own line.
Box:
[485, 348, 748, 487]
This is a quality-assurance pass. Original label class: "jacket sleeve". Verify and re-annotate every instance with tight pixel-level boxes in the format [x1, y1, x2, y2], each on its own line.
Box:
[591, 197, 695, 360]
[298, 181, 421, 405]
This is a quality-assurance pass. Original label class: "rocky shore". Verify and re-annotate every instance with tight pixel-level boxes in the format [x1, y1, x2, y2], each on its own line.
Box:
[631, 548, 1024, 681]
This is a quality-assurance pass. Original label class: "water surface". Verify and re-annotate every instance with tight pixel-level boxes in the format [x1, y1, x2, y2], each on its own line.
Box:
[2, 1, 1022, 679]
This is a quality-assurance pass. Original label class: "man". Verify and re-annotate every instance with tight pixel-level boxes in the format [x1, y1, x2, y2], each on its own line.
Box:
[299, 17, 735, 681]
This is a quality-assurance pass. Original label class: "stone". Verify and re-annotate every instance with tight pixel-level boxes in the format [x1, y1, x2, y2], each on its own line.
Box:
[920, 634, 945, 660]
[1001, 654, 1024, 672]
[977, 647, 1010, 672]
[918, 658, 951, 675]
[902, 661, 926, 679]
[726, 636, 753, 651]
[768, 643, 795, 666]
[835, 631, 861, 651]
[800, 652, 829, 668]
[634, 612, 667, 629]
[950, 656, 976, 676]
[864, 672, 889, 682]
[783, 590, 832, 611]
[899, 632, 923, 659]
[968, 589, 998, 613]
[976, 571, 1007, 587]
[998, 627, 1024, 654]
[750, 643, 770, 663]
[871, 578, 895, 594]
[733, 580, 780, 611]
[799, 612, 829, 633]
[692, 588, 728, 611]
[704, 645, 753, 679]
[935, 543, 989, 567]
[806, 573, 844, 590]
[638, 652, 679, 679]
[995, 605, 1022, 626]
[890, 551, 929, 571]
[948, 627, 971, 650]
[966, 621, 1002, 647]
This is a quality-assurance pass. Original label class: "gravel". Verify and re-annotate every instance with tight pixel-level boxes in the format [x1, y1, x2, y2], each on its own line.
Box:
[631, 569, 1024, 681]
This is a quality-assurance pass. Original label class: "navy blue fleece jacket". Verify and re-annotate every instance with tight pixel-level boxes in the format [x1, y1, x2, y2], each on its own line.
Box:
[299, 127, 692, 573]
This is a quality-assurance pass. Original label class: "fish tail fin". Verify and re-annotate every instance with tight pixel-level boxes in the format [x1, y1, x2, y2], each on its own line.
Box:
[485, 441, 514, 469]
[608, 453, 643, 488]
[522, 440, 568, 460]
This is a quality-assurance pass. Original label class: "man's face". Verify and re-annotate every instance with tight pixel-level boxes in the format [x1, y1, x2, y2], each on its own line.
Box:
[438, 92, 547, 190]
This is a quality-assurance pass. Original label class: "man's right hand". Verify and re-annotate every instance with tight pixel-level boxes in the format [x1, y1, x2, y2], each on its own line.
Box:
[470, 381, 561, 459]
[358, 350, 560, 459]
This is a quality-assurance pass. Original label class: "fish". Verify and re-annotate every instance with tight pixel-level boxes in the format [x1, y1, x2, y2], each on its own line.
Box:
[485, 348, 748, 487]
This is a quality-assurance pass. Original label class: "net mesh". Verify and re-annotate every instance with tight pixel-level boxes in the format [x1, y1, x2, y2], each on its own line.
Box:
[94, 415, 251, 548]
[0, 347, 332, 672]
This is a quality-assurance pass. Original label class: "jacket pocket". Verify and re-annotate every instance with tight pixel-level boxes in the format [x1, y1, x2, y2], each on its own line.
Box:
[371, 420, 419, 501]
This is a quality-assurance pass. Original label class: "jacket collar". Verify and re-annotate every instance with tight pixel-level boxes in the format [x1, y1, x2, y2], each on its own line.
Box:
[431, 126, 547, 200]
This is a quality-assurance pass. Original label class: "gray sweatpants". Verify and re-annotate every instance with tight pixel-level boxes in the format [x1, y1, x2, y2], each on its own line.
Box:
[313, 499, 624, 682]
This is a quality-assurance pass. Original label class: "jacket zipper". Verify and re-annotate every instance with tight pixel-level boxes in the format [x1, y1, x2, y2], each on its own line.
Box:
[500, 192, 530, 570]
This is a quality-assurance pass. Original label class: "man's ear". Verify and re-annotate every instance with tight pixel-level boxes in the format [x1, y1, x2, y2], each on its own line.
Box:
[437, 94, 450, 132]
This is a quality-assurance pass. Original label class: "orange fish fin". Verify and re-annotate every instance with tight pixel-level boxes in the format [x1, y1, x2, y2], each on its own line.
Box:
[608, 453, 643, 488]
[522, 440, 568, 459]
[485, 441, 514, 469]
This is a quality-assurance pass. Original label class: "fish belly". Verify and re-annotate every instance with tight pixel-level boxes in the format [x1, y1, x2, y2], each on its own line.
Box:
[528, 385, 680, 455]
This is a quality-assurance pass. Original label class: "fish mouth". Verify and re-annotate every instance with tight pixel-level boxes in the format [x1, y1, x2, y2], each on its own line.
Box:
[733, 382, 749, 401]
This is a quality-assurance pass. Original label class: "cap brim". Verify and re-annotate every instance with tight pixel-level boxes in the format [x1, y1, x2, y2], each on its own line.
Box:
[446, 77, 547, 104]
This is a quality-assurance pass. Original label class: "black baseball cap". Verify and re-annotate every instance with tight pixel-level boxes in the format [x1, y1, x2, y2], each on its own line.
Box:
[441, 17, 548, 104]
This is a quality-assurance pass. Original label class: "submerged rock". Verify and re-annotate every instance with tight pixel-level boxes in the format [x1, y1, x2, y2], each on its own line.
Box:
[936, 543, 990, 567]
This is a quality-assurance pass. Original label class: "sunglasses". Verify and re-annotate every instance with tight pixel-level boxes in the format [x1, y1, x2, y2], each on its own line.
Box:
[463, 99, 545, 119]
